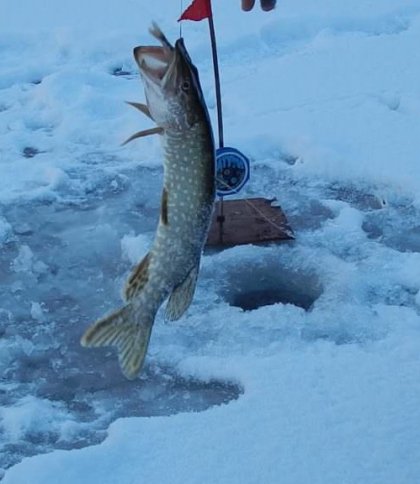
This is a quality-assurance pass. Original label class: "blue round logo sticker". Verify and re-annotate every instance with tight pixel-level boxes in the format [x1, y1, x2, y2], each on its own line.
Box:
[216, 147, 250, 197]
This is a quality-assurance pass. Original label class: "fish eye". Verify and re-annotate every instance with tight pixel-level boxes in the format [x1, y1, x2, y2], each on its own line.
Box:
[181, 80, 190, 91]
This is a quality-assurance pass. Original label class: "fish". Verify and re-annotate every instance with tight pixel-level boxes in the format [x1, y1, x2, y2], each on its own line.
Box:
[80, 24, 215, 380]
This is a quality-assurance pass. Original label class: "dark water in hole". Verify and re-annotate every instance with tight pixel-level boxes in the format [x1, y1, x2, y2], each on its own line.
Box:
[221, 259, 322, 312]
[232, 287, 317, 311]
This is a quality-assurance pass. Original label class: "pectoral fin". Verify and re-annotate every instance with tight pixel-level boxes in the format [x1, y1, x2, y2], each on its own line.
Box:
[165, 264, 199, 321]
[126, 101, 153, 120]
[121, 127, 164, 146]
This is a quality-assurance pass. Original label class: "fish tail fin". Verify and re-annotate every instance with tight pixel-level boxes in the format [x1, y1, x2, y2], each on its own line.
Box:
[80, 304, 154, 380]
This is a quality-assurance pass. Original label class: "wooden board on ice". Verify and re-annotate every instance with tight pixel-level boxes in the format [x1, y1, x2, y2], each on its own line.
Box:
[206, 197, 294, 247]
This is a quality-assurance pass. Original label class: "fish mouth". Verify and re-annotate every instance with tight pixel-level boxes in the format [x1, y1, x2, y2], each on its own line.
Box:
[134, 45, 173, 86]
[133, 24, 177, 88]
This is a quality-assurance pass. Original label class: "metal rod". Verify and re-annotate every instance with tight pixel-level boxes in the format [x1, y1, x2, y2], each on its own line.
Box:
[207, 13, 224, 149]
[208, 3, 224, 243]
[217, 196, 225, 244]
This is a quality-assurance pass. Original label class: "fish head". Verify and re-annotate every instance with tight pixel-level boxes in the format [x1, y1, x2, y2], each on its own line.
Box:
[133, 24, 208, 131]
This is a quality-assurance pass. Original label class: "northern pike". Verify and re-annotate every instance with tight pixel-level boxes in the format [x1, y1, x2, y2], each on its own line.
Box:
[81, 25, 215, 379]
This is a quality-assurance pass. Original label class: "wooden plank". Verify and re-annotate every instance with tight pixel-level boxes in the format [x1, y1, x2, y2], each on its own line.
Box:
[206, 198, 294, 247]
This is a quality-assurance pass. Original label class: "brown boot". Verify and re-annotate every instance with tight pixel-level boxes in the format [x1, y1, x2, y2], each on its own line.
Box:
[241, 0, 256, 11]
[261, 0, 276, 11]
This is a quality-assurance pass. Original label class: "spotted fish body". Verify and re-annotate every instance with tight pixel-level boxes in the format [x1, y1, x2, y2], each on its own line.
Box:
[81, 25, 215, 379]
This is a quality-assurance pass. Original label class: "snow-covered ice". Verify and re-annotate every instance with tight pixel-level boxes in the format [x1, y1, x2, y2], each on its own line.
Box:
[1, 0, 420, 483]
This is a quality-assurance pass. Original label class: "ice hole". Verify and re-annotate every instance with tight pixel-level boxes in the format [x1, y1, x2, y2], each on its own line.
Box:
[221, 260, 322, 311]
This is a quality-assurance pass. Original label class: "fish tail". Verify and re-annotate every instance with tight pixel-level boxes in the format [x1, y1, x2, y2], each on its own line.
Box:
[80, 304, 153, 380]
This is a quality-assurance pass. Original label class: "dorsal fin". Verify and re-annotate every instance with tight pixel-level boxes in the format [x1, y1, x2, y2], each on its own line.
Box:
[161, 187, 169, 225]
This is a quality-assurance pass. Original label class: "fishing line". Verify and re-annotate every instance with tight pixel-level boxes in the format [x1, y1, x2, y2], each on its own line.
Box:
[215, 177, 292, 235]
[179, 0, 183, 38]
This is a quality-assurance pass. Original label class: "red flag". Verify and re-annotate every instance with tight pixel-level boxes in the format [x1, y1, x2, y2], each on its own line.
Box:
[178, 0, 212, 21]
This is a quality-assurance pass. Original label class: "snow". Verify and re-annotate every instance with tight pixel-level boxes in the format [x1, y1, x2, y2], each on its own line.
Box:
[120, 232, 151, 265]
[1, 0, 420, 483]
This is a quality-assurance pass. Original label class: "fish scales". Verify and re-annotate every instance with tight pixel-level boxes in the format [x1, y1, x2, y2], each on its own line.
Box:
[81, 24, 215, 379]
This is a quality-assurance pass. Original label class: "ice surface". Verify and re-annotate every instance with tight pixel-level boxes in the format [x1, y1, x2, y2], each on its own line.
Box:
[0, 188, 241, 474]
[0, 218, 12, 246]
[1, 0, 420, 483]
